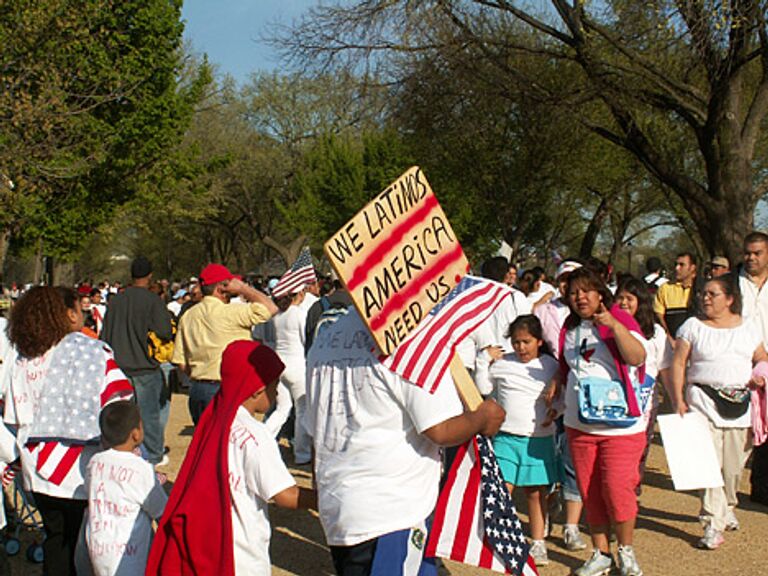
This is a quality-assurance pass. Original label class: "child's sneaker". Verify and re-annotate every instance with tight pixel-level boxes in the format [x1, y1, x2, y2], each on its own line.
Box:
[564, 525, 588, 551]
[529, 540, 549, 566]
[574, 549, 615, 576]
[697, 526, 724, 550]
[617, 545, 643, 576]
[725, 510, 739, 531]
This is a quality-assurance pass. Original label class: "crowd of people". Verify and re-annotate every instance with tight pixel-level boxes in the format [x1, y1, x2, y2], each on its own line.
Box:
[0, 232, 766, 576]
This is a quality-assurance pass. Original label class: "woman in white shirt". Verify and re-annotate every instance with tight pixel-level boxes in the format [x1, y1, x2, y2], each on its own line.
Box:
[615, 276, 673, 494]
[671, 273, 767, 550]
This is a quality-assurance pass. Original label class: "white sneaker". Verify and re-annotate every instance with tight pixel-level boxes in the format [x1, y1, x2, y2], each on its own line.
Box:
[574, 549, 615, 576]
[725, 510, 739, 531]
[697, 526, 724, 550]
[529, 540, 549, 566]
[564, 525, 588, 551]
[155, 454, 170, 468]
[617, 545, 643, 576]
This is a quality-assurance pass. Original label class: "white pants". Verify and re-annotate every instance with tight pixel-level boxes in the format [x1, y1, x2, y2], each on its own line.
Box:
[700, 421, 751, 531]
[264, 372, 312, 463]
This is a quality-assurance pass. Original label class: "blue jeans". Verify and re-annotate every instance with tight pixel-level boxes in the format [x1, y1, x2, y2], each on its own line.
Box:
[189, 380, 220, 425]
[555, 417, 582, 502]
[128, 371, 166, 465]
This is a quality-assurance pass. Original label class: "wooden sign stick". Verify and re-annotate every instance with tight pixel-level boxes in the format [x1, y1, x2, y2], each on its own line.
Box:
[448, 353, 483, 411]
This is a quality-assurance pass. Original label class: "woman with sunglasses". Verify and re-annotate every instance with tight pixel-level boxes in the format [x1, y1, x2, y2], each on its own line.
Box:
[671, 273, 767, 550]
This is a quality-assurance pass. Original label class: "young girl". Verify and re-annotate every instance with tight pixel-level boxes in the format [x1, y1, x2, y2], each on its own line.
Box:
[490, 315, 561, 566]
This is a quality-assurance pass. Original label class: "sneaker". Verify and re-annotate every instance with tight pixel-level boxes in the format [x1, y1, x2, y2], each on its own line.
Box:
[574, 549, 615, 576]
[564, 526, 588, 551]
[617, 545, 643, 576]
[155, 454, 170, 468]
[725, 510, 739, 531]
[529, 540, 549, 566]
[697, 526, 724, 550]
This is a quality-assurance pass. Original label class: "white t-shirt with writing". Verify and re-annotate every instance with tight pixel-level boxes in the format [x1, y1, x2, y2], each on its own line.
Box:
[85, 449, 167, 576]
[490, 354, 559, 437]
[228, 407, 296, 576]
[562, 319, 649, 436]
[677, 317, 762, 428]
[305, 311, 464, 546]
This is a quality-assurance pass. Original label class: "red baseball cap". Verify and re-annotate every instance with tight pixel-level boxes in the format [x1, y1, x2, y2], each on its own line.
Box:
[199, 263, 235, 286]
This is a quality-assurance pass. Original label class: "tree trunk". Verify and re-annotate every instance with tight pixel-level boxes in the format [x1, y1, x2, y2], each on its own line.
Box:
[579, 197, 608, 259]
[0, 229, 10, 282]
[263, 235, 308, 268]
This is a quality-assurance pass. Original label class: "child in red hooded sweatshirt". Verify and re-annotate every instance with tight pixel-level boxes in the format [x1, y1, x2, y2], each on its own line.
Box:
[146, 340, 316, 575]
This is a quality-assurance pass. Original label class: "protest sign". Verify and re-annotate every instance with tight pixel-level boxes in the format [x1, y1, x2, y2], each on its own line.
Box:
[657, 413, 724, 491]
[324, 166, 469, 357]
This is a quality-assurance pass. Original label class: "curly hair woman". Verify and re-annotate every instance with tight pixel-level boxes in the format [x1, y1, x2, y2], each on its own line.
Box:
[5, 286, 134, 575]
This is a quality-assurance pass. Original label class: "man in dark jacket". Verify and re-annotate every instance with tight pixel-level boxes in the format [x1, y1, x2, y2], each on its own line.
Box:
[101, 256, 173, 466]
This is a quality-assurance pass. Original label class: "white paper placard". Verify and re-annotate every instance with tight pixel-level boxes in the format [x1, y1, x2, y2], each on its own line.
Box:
[657, 412, 724, 491]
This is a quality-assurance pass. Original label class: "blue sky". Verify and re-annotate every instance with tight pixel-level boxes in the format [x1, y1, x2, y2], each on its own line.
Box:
[181, 0, 319, 82]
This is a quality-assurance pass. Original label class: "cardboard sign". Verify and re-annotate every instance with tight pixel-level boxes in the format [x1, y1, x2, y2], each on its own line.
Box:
[324, 166, 469, 356]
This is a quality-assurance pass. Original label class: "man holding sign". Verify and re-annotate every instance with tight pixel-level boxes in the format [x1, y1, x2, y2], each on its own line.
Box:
[305, 167, 510, 575]
[305, 311, 504, 575]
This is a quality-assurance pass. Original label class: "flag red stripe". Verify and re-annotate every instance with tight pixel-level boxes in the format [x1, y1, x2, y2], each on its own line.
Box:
[36, 442, 57, 470]
[47, 445, 83, 485]
[100, 379, 133, 406]
[478, 534, 495, 569]
[450, 439, 481, 562]
[426, 440, 470, 558]
[394, 283, 498, 379]
[106, 359, 120, 374]
[346, 194, 439, 292]
[369, 243, 465, 332]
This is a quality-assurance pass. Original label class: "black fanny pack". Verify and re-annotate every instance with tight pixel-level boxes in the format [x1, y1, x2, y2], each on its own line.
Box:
[693, 383, 750, 419]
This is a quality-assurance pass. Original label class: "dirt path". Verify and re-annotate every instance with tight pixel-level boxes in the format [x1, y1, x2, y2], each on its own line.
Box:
[7, 393, 768, 575]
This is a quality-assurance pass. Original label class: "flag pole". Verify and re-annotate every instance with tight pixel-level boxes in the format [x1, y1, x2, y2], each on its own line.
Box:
[448, 354, 483, 411]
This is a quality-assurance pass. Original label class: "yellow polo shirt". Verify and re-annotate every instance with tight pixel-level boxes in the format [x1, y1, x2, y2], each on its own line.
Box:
[172, 296, 272, 381]
[653, 281, 692, 337]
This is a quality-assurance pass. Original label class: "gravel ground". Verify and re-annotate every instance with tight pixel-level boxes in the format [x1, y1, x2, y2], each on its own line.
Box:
[7, 393, 768, 576]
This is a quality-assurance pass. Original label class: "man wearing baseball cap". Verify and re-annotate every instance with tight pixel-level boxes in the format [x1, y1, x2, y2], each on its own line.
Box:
[172, 263, 278, 424]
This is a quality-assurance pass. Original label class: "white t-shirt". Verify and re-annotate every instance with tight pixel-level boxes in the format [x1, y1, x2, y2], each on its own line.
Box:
[526, 282, 557, 306]
[305, 311, 463, 546]
[273, 305, 307, 398]
[481, 287, 532, 353]
[739, 271, 768, 344]
[85, 449, 167, 576]
[646, 324, 673, 380]
[562, 320, 649, 436]
[300, 292, 319, 313]
[490, 354, 559, 437]
[677, 317, 762, 428]
[228, 407, 296, 576]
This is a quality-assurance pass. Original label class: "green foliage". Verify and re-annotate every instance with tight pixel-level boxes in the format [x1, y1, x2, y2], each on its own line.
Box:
[0, 0, 210, 261]
[285, 128, 416, 249]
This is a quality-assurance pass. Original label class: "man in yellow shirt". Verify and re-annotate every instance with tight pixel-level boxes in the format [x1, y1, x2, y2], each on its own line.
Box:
[172, 263, 278, 424]
[654, 252, 698, 342]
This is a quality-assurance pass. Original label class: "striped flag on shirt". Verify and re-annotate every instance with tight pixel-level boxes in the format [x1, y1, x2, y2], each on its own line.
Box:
[271, 247, 317, 299]
[426, 435, 539, 576]
[381, 275, 511, 393]
[31, 348, 132, 486]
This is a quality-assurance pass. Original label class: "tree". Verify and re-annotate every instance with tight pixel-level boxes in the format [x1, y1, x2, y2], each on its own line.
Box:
[0, 0, 210, 274]
[279, 0, 768, 264]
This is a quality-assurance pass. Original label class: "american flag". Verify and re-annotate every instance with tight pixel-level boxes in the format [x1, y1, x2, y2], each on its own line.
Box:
[381, 275, 511, 393]
[427, 435, 538, 576]
[271, 247, 317, 299]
